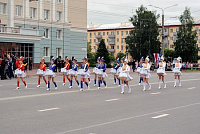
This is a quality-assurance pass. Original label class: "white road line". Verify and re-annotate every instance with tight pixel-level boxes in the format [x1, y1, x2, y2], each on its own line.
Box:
[188, 87, 196, 90]
[55, 102, 200, 134]
[105, 98, 119, 102]
[38, 107, 59, 112]
[151, 114, 169, 119]
[1, 78, 200, 101]
[151, 92, 161, 95]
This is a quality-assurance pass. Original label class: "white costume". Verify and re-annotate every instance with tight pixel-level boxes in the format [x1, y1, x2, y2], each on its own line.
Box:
[141, 63, 151, 78]
[157, 61, 167, 76]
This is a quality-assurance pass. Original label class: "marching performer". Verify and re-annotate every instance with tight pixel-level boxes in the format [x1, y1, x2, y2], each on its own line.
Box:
[69, 58, 79, 88]
[113, 58, 121, 86]
[157, 56, 167, 89]
[94, 57, 100, 86]
[141, 56, 151, 91]
[174, 57, 182, 87]
[63, 57, 71, 86]
[86, 58, 91, 84]
[98, 57, 107, 89]
[119, 58, 133, 94]
[47, 58, 57, 91]
[137, 57, 144, 85]
[79, 57, 89, 91]
[37, 58, 47, 87]
[16, 58, 27, 89]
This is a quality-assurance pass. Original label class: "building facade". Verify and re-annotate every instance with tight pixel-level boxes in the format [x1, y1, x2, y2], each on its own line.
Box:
[88, 21, 200, 58]
[0, 0, 87, 64]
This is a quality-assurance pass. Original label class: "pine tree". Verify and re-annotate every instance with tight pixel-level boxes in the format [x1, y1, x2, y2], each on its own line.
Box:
[174, 7, 198, 62]
[126, 5, 161, 61]
[95, 39, 110, 64]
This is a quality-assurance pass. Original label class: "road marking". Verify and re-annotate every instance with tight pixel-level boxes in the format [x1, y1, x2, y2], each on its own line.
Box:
[188, 87, 196, 90]
[1, 78, 200, 101]
[38, 107, 59, 112]
[151, 92, 161, 95]
[55, 102, 200, 134]
[151, 114, 169, 119]
[105, 98, 119, 102]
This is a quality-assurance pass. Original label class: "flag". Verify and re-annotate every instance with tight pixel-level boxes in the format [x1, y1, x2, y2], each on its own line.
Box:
[154, 53, 161, 66]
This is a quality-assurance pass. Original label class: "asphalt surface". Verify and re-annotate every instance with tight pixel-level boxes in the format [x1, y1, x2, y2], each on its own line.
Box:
[0, 72, 200, 134]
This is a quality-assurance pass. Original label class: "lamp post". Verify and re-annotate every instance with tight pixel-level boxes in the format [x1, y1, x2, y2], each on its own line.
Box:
[149, 4, 178, 57]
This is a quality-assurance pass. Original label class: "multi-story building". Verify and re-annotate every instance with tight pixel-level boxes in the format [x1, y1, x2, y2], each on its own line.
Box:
[0, 0, 87, 64]
[88, 20, 200, 58]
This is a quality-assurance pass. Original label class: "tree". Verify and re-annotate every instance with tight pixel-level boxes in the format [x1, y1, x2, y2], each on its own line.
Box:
[174, 7, 198, 62]
[95, 39, 110, 65]
[126, 5, 161, 61]
[87, 42, 96, 66]
[117, 52, 125, 59]
[164, 49, 175, 61]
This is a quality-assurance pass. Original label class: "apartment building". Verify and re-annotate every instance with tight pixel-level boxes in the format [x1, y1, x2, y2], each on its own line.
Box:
[0, 0, 87, 64]
[88, 21, 200, 58]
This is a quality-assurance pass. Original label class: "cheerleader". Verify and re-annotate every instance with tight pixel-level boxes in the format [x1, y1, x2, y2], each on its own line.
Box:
[16, 58, 27, 89]
[80, 57, 89, 91]
[120, 57, 125, 67]
[98, 57, 107, 89]
[120, 58, 133, 94]
[47, 58, 57, 91]
[137, 57, 144, 85]
[37, 58, 47, 88]
[86, 58, 91, 84]
[113, 58, 121, 86]
[69, 58, 79, 88]
[174, 57, 182, 87]
[94, 57, 100, 86]
[141, 56, 151, 91]
[157, 56, 167, 89]
[63, 57, 71, 86]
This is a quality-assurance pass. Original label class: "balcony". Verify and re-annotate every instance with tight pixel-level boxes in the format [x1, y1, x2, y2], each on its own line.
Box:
[173, 32, 177, 36]
[0, 25, 41, 40]
[95, 35, 102, 39]
[108, 49, 115, 52]
[108, 34, 115, 38]
[95, 42, 100, 45]
[108, 39, 115, 45]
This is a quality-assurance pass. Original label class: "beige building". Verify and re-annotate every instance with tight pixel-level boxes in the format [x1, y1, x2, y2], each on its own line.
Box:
[88, 21, 200, 58]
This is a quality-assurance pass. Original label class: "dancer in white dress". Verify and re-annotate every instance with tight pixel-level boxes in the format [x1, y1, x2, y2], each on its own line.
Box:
[157, 56, 167, 89]
[173, 57, 182, 87]
[140, 56, 151, 91]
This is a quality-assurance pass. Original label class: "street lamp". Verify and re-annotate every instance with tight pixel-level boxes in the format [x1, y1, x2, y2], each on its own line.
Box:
[149, 4, 178, 57]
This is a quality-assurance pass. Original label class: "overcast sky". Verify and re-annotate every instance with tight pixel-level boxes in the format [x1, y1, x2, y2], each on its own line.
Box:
[87, 0, 200, 25]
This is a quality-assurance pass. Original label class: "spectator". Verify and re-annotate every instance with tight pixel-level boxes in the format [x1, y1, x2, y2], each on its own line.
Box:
[29, 58, 33, 70]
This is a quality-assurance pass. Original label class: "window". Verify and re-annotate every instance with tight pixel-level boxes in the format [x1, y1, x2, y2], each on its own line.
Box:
[0, 3, 6, 14]
[170, 37, 173, 41]
[103, 32, 105, 36]
[117, 38, 119, 42]
[121, 31, 124, 36]
[94, 46, 96, 50]
[94, 32, 96, 36]
[44, 29, 49, 38]
[107, 46, 109, 49]
[57, 0, 62, 2]
[121, 45, 123, 51]
[56, 48, 62, 58]
[117, 31, 119, 35]
[111, 46, 114, 49]
[121, 38, 124, 44]
[98, 32, 101, 35]
[164, 28, 168, 32]
[15, 5, 22, 16]
[56, 30, 62, 39]
[90, 39, 92, 43]
[126, 31, 129, 35]
[44, 47, 50, 57]
[107, 32, 109, 35]
[117, 46, 119, 49]
[158, 37, 160, 41]
[56, 11, 62, 21]
[170, 45, 174, 48]
[90, 33, 92, 38]
[94, 39, 96, 42]
[44, 9, 49, 20]
[170, 29, 173, 33]
[176, 28, 179, 32]
[30, 8, 37, 19]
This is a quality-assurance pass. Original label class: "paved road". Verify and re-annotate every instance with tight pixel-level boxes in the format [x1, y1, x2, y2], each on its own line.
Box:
[0, 72, 200, 134]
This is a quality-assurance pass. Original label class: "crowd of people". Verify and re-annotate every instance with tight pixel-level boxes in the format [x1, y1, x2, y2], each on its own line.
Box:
[13, 55, 184, 94]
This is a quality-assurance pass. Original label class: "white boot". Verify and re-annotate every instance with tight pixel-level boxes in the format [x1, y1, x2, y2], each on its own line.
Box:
[37, 85, 40, 88]
[164, 83, 167, 89]
[174, 80, 177, 87]
[121, 84, 125, 94]
[143, 83, 146, 91]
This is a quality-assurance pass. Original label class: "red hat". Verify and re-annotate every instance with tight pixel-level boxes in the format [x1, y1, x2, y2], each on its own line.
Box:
[41, 58, 45, 62]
